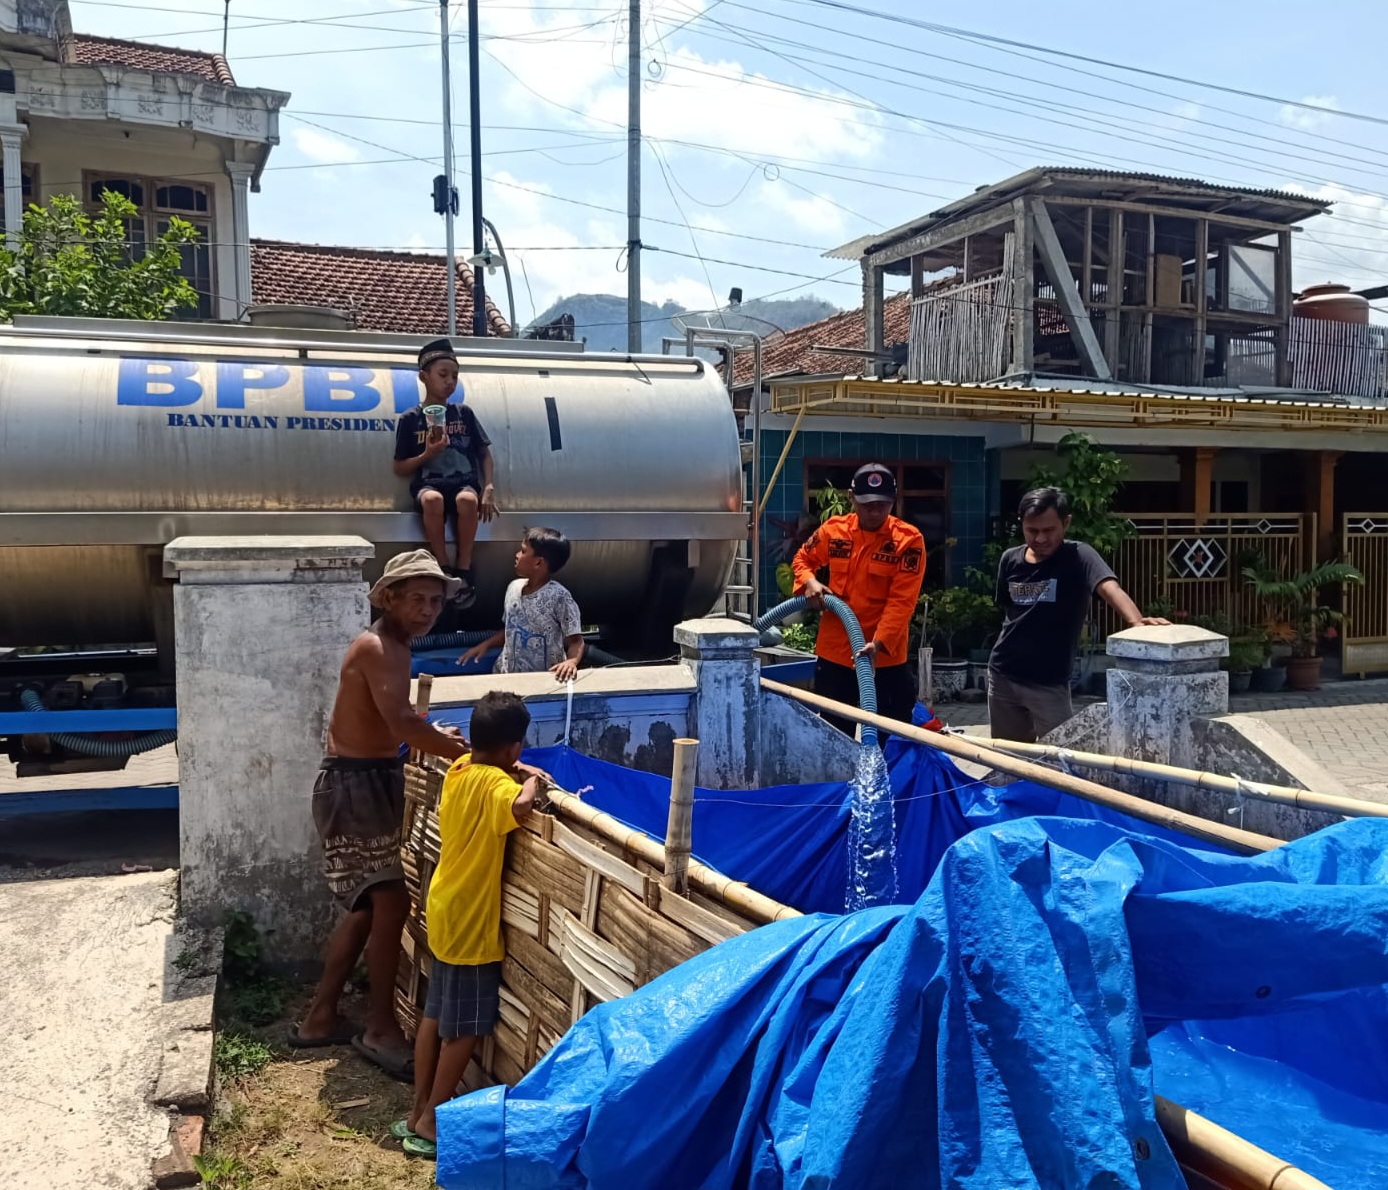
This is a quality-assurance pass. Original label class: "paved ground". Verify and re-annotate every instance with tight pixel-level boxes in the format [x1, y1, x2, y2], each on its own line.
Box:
[937, 678, 1388, 798]
[0, 870, 181, 1190]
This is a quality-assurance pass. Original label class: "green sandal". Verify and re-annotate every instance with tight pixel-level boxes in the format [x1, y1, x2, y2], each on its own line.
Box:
[402, 1133, 437, 1160]
[389, 1119, 416, 1141]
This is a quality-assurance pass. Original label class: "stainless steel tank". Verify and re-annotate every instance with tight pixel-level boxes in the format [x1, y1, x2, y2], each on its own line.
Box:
[0, 317, 745, 650]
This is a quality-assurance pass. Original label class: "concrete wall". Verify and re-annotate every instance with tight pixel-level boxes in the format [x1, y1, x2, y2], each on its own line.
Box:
[169, 537, 371, 965]
[426, 645, 860, 789]
[427, 667, 695, 776]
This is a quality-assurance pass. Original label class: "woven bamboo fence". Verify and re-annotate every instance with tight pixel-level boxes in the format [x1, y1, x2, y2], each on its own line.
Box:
[394, 724, 799, 1086]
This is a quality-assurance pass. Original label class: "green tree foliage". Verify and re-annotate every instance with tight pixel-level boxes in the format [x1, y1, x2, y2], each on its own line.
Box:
[1026, 431, 1134, 560]
[0, 190, 199, 321]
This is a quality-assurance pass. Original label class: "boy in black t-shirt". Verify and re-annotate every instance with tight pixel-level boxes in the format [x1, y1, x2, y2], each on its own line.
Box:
[393, 339, 495, 609]
[988, 486, 1167, 743]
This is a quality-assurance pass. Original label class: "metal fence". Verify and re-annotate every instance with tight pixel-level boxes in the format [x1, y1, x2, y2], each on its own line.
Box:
[1342, 513, 1388, 676]
[1093, 513, 1311, 640]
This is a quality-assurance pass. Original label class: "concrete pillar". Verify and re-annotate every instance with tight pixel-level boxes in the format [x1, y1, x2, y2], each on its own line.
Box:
[164, 535, 373, 964]
[225, 161, 254, 319]
[1106, 624, 1227, 770]
[0, 121, 26, 248]
[1302, 449, 1342, 561]
[674, 616, 761, 790]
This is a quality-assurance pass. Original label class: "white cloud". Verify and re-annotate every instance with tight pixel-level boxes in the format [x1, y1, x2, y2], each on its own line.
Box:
[1283, 183, 1388, 321]
[1278, 95, 1340, 131]
[290, 127, 361, 163]
[755, 182, 846, 237]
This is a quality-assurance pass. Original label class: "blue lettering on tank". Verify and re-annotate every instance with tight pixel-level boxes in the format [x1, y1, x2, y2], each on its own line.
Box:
[215, 361, 290, 409]
[392, 368, 422, 413]
[118, 357, 201, 406]
[303, 366, 381, 413]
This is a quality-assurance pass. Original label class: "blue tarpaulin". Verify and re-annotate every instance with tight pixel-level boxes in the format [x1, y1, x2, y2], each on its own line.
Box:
[432, 741, 1388, 1188]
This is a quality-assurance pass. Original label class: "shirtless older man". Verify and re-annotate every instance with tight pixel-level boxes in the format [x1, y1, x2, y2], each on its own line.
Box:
[290, 550, 468, 1079]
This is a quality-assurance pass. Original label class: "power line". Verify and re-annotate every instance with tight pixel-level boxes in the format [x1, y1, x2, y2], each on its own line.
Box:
[780, 0, 1388, 130]
[665, 5, 1388, 192]
[702, 0, 1388, 175]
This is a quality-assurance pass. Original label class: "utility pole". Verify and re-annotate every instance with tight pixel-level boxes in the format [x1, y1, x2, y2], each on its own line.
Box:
[467, 0, 487, 337]
[626, 0, 641, 353]
[439, 0, 457, 336]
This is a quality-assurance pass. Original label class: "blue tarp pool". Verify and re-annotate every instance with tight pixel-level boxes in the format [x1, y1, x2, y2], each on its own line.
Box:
[423, 733, 1388, 1188]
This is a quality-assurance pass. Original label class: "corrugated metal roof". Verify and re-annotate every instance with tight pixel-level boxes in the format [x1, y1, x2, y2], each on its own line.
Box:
[774, 374, 1380, 412]
[828, 166, 1330, 261]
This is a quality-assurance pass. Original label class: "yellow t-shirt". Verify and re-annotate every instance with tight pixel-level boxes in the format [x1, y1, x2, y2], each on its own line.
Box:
[425, 757, 522, 965]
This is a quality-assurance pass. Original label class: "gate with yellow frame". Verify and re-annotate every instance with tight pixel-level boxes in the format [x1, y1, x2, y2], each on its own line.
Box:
[1092, 513, 1312, 641]
[1342, 513, 1388, 677]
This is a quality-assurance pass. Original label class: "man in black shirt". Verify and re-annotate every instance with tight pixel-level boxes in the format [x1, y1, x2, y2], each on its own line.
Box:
[988, 486, 1167, 742]
[393, 339, 495, 609]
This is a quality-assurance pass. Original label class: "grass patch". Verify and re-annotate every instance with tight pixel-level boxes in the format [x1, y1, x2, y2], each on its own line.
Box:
[215, 1032, 275, 1081]
[192, 1151, 252, 1190]
[219, 910, 293, 1032]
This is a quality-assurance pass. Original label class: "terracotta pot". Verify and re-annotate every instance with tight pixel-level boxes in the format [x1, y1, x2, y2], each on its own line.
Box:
[1284, 655, 1323, 691]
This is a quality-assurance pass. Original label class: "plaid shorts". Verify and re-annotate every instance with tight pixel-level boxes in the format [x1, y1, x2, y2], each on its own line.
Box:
[424, 959, 503, 1039]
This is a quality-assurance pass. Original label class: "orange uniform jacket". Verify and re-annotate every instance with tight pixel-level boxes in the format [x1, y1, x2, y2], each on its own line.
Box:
[792, 513, 926, 668]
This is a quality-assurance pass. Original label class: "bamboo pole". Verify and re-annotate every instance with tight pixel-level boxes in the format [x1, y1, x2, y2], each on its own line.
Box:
[1155, 1096, 1330, 1190]
[759, 677, 1281, 855]
[966, 735, 1388, 821]
[663, 738, 699, 895]
[756, 406, 805, 520]
[411, 673, 435, 763]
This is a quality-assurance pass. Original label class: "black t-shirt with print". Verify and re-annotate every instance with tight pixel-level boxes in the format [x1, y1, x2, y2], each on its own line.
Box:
[394, 403, 491, 496]
[988, 540, 1116, 687]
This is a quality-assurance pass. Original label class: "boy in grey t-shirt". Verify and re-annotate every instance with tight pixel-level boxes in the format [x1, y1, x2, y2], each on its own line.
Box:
[460, 527, 585, 680]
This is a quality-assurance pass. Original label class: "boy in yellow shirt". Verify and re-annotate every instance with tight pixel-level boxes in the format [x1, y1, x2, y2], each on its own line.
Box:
[394, 691, 543, 1158]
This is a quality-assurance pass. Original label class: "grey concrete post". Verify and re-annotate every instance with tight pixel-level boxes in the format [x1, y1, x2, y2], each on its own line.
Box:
[1106, 625, 1228, 770]
[674, 617, 761, 790]
[164, 535, 373, 964]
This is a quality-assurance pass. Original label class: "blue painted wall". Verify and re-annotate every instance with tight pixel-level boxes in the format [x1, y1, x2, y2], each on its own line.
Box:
[753, 428, 989, 611]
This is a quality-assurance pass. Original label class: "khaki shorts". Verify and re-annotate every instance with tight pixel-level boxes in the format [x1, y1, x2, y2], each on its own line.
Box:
[987, 670, 1073, 744]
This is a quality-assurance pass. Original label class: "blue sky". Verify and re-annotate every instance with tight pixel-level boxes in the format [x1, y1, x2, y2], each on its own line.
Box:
[69, 0, 1388, 328]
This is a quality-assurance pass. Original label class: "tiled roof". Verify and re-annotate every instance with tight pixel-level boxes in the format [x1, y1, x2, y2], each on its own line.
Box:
[66, 34, 236, 85]
[733, 277, 969, 385]
[250, 239, 512, 337]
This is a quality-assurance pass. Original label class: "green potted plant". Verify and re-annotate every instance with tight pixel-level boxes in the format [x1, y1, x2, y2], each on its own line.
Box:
[1243, 560, 1364, 691]
[921, 587, 994, 701]
[1225, 635, 1267, 695]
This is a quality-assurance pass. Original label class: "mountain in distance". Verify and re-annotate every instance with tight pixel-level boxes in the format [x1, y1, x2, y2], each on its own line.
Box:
[524, 293, 841, 353]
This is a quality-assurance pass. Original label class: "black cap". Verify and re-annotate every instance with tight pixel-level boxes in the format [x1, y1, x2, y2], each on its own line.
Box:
[851, 463, 896, 504]
[418, 338, 457, 370]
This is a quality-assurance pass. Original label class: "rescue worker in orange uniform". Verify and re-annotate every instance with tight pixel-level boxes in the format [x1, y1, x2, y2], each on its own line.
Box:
[792, 463, 926, 742]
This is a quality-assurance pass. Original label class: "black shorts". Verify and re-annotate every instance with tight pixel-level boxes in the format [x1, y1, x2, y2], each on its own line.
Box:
[812, 658, 916, 746]
[413, 479, 480, 513]
[424, 959, 503, 1039]
[311, 756, 406, 912]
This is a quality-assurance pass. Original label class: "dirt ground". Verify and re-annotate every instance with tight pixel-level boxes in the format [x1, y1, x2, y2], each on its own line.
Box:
[202, 988, 440, 1190]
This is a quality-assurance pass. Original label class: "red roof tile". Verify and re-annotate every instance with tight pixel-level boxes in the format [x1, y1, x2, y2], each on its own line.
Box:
[67, 34, 236, 85]
[732, 292, 913, 385]
[250, 239, 511, 337]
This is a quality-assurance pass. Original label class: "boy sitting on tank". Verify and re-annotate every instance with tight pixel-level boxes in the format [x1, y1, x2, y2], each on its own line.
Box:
[460, 527, 585, 681]
[290, 550, 469, 1080]
[393, 338, 496, 609]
